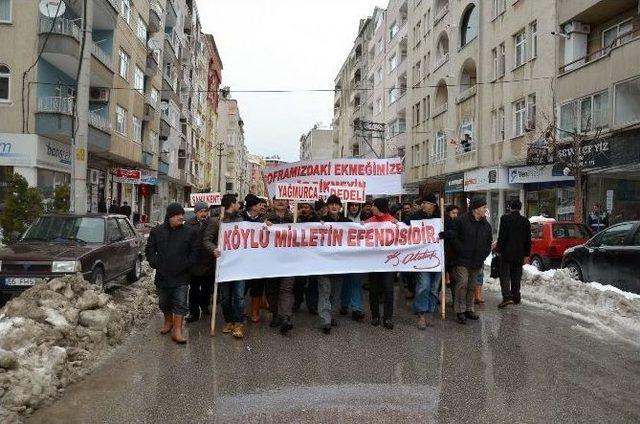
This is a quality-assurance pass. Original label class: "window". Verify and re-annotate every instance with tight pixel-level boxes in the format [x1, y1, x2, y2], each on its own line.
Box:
[390, 21, 399, 39]
[376, 98, 382, 113]
[0, 64, 9, 102]
[414, 20, 422, 47]
[598, 223, 634, 247]
[134, 66, 144, 94]
[136, 16, 147, 44]
[107, 219, 123, 242]
[0, 0, 11, 23]
[424, 95, 430, 120]
[121, 0, 131, 25]
[132, 116, 142, 143]
[492, 44, 505, 79]
[413, 102, 421, 127]
[602, 19, 633, 49]
[552, 224, 591, 240]
[529, 21, 537, 59]
[434, 130, 446, 162]
[375, 13, 383, 31]
[530, 223, 542, 240]
[376, 67, 383, 85]
[527, 93, 536, 129]
[498, 107, 505, 141]
[459, 121, 474, 153]
[116, 105, 127, 135]
[614, 77, 640, 126]
[119, 49, 129, 80]
[117, 218, 136, 239]
[413, 60, 421, 85]
[561, 91, 609, 135]
[513, 99, 526, 136]
[149, 130, 158, 153]
[377, 39, 383, 55]
[150, 86, 159, 106]
[460, 5, 478, 47]
[514, 30, 526, 68]
[389, 53, 398, 72]
[492, 0, 506, 18]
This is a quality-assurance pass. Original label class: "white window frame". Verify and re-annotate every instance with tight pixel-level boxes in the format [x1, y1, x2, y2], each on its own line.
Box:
[527, 93, 536, 129]
[560, 90, 610, 136]
[376, 98, 382, 114]
[119, 48, 129, 80]
[121, 0, 131, 26]
[614, 77, 639, 127]
[0, 0, 12, 24]
[116, 105, 127, 135]
[492, 47, 498, 80]
[136, 15, 147, 44]
[389, 53, 398, 72]
[602, 18, 633, 49]
[0, 64, 10, 102]
[459, 121, 474, 153]
[150, 86, 159, 106]
[390, 21, 399, 40]
[149, 130, 158, 154]
[433, 130, 446, 162]
[498, 43, 506, 77]
[513, 99, 526, 137]
[498, 107, 505, 141]
[492, 0, 506, 19]
[514, 30, 526, 68]
[529, 21, 538, 59]
[134, 66, 144, 94]
[376, 67, 383, 85]
[132, 116, 142, 143]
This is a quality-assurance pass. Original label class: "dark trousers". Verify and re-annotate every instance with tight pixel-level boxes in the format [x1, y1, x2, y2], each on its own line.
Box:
[157, 285, 189, 316]
[369, 272, 394, 319]
[265, 277, 295, 319]
[294, 276, 319, 313]
[500, 260, 524, 303]
[188, 275, 213, 316]
[401, 272, 417, 295]
[248, 279, 266, 298]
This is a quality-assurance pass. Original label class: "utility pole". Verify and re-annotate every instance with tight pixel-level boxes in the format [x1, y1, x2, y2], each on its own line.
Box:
[353, 118, 386, 158]
[216, 142, 224, 192]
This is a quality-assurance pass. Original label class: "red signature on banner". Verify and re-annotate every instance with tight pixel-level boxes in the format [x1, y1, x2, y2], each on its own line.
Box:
[384, 250, 441, 270]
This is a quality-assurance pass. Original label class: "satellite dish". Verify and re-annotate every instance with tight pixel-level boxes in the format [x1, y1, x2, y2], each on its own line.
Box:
[39, 0, 66, 18]
[160, 101, 169, 112]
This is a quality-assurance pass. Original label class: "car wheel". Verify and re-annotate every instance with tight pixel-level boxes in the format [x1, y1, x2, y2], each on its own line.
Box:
[127, 257, 141, 283]
[91, 266, 105, 288]
[565, 262, 583, 281]
[530, 256, 544, 271]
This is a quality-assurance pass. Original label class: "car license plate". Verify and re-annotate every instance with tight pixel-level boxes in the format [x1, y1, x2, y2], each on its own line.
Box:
[5, 278, 38, 287]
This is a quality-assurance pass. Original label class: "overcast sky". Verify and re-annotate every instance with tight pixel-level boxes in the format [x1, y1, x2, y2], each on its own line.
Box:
[197, 0, 389, 162]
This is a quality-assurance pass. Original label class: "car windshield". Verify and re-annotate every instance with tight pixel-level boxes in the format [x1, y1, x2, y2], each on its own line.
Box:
[552, 224, 591, 240]
[23, 216, 105, 244]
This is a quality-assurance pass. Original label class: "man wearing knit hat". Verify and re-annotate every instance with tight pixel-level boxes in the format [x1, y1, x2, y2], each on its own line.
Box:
[450, 195, 493, 324]
[145, 203, 198, 343]
[185, 201, 213, 323]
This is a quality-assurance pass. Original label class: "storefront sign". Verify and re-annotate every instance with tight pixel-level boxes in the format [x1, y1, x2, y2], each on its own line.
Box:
[190, 192, 222, 206]
[37, 138, 71, 171]
[264, 158, 403, 197]
[216, 219, 444, 282]
[0, 133, 37, 167]
[556, 139, 612, 169]
[464, 167, 513, 192]
[112, 168, 141, 184]
[140, 169, 159, 186]
[508, 164, 573, 184]
[444, 173, 465, 193]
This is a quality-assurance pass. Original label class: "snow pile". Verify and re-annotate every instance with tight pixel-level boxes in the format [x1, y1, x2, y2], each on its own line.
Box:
[0, 265, 157, 423]
[529, 215, 556, 223]
[485, 265, 640, 346]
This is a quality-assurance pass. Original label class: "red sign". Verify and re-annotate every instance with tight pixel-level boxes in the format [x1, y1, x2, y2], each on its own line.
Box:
[112, 168, 141, 184]
[190, 192, 222, 206]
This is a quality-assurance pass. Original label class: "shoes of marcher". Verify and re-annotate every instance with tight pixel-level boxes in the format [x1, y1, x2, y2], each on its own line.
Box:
[383, 319, 394, 330]
[250, 297, 261, 323]
[185, 311, 201, 324]
[270, 316, 282, 328]
[352, 310, 365, 322]
[322, 324, 332, 334]
[371, 317, 381, 326]
[232, 323, 244, 339]
[339, 307, 348, 315]
[171, 315, 187, 344]
[417, 313, 427, 330]
[464, 311, 480, 320]
[160, 312, 173, 335]
[222, 322, 235, 334]
[280, 318, 293, 335]
[498, 300, 514, 309]
[513, 299, 521, 305]
[456, 313, 467, 324]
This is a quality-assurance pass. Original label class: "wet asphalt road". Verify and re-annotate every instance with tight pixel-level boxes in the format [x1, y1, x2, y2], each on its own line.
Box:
[28, 290, 640, 424]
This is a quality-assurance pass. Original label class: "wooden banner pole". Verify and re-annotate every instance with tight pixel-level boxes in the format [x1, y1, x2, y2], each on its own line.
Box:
[210, 206, 225, 336]
[440, 197, 446, 320]
[293, 202, 299, 223]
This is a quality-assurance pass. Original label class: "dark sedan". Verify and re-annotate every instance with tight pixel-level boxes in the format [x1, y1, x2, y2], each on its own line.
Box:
[0, 214, 144, 297]
[561, 221, 640, 294]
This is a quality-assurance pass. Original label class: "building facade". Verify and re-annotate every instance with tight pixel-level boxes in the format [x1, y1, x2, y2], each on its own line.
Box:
[299, 127, 334, 160]
[216, 95, 249, 198]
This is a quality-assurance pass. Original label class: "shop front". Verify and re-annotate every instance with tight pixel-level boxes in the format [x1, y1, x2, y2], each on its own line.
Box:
[444, 172, 466, 209]
[508, 164, 574, 221]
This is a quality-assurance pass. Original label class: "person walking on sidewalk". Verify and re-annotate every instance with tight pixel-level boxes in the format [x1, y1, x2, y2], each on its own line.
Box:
[405, 193, 441, 329]
[317, 194, 350, 334]
[365, 197, 398, 330]
[496, 199, 531, 309]
[145, 203, 198, 344]
[450, 196, 493, 325]
[185, 202, 215, 323]
[203, 194, 245, 338]
[444, 204, 460, 307]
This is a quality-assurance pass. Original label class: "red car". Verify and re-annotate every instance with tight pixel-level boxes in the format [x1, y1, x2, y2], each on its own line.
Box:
[529, 220, 592, 270]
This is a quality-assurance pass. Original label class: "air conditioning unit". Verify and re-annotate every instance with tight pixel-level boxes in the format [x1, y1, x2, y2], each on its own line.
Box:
[89, 88, 110, 103]
[564, 21, 590, 35]
[89, 169, 100, 185]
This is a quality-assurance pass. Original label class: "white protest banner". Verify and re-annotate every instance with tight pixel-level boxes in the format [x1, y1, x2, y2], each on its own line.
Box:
[216, 219, 443, 282]
[319, 183, 366, 203]
[190, 192, 222, 206]
[276, 183, 319, 202]
[264, 158, 403, 197]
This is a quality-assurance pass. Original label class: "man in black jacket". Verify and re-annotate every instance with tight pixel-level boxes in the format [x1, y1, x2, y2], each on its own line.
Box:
[185, 202, 214, 323]
[121, 201, 132, 219]
[496, 199, 532, 308]
[145, 203, 198, 343]
[451, 196, 492, 324]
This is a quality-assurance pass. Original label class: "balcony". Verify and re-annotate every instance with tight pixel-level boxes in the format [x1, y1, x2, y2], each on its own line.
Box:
[38, 18, 81, 70]
[88, 111, 111, 133]
[158, 160, 170, 175]
[164, 32, 179, 60]
[432, 53, 449, 73]
[455, 85, 477, 104]
[149, 1, 163, 33]
[455, 139, 477, 158]
[143, 151, 156, 168]
[145, 93, 159, 110]
[146, 51, 160, 76]
[35, 96, 73, 141]
[91, 42, 113, 72]
[38, 96, 73, 115]
[39, 17, 80, 41]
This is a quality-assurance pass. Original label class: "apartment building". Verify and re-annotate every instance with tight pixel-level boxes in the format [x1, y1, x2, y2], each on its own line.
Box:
[247, 153, 267, 197]
[299, 126, 334, 160]
[217, 95, 249, 198]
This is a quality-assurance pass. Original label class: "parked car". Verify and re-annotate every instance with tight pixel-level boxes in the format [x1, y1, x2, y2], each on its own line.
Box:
[561, 221, 640, 294]
[529, 220, 592, 270]
[0, 214, 144, 297]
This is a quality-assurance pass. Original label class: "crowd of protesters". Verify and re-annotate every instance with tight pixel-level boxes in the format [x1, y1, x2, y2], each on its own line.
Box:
[145, 191, 532, 344]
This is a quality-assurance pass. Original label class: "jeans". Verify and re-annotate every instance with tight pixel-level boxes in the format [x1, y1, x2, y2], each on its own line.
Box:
[157, 285, 189, 316]
[499, 260, 523, 302]
[317, 275, 342, 326]
[368, 272, 394, 319]
[340, 274, 364, 313]
[414, 272, 442, 314]
[452, 267, 480, 314]
[188, 275, 213, 316]
[220, 280, 246, 324]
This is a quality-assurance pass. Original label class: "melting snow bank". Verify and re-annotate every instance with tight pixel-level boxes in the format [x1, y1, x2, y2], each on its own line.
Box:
[485, 265, 640, 347]
[0, 265, 157, 424]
